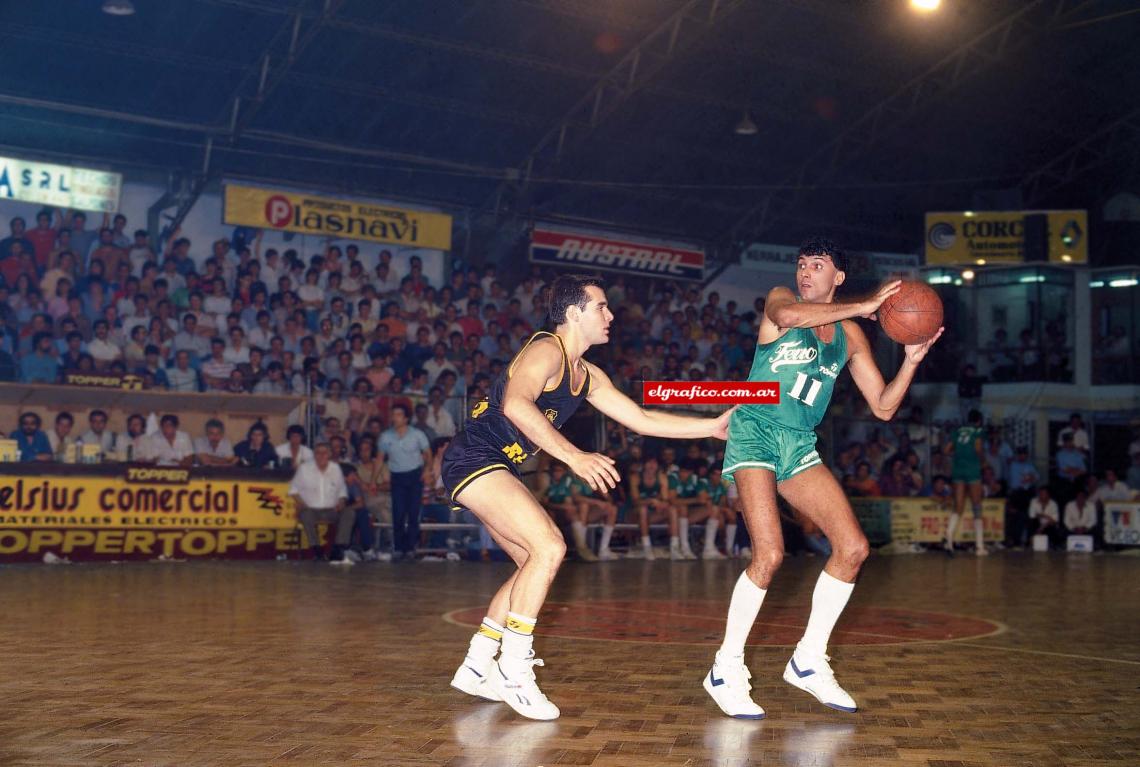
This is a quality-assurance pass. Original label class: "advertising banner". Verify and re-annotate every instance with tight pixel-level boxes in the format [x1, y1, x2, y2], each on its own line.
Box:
[0, 467, 296, 561]
[0, 155, 122, 213]
[530, 226, 705, 281]
[1104, 502, 1140, 546]
[851, 497, 1004, 544]
[223, 182, 452, 250]
[924, 210, 1087, 265]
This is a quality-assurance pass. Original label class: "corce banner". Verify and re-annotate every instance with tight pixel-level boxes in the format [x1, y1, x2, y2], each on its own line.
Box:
[223, 182, 453, 250]
[924, 210, 1087, 265]
[0, 472, 296, 562]
[530, 226, 705, 281]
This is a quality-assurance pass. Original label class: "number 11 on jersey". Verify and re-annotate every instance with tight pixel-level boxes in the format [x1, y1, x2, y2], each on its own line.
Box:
[788, 372, 822, 406]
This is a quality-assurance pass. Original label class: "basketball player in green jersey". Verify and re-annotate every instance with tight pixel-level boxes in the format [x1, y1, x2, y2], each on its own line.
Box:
[944, 409, 987, 556]
[705, 237, 943, 719]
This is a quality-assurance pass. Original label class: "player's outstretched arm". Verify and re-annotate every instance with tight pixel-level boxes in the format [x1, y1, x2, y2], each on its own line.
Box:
[844, 320, 943, 421]
[584, 363, 734, 440]
[765, 283, 900, 330]
[502, 339, 619, 492]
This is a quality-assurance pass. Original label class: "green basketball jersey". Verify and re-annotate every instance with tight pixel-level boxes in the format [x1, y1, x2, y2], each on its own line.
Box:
[545, 473, 574, 504]
[951, 425, 984, 472]
[668, 473, 704, 499]
[740, 324, 849, 432]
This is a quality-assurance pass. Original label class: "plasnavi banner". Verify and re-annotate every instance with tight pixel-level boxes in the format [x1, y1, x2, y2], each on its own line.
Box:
[530, 226, 705, 281]
[223, 182, 453, 250]
[642, 381, 779, 405]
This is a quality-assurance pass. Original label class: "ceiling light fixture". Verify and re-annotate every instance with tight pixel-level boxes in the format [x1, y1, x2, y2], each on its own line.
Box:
[911, 0, 941, 12]
[102, 0, 136, 16]
[734, 111, 758, 136]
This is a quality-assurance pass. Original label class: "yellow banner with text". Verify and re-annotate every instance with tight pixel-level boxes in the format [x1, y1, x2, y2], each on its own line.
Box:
[924, 210, 1086, 265]
[223, 182, 452, 250]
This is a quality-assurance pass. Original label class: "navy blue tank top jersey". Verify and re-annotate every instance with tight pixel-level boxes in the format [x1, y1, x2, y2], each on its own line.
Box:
[462, 331, 592, 465]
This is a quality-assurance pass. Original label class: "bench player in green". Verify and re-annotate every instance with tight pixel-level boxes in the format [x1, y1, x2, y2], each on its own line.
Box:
[669, 458, 727, 559]
[944, 409, 987, 556]
[537, 461, 596, 562]
[705, 237, 942, 719]
[627, 455, 681, 560]
[569, 475, 620, 560]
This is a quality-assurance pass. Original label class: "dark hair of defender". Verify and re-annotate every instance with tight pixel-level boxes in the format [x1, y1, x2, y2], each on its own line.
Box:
[547, 274, 605, 326]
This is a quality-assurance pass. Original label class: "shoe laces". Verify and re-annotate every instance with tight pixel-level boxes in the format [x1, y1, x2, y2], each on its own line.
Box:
[717, 657, 753, 691]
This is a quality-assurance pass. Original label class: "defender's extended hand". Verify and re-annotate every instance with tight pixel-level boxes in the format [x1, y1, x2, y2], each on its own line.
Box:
[710, 406, 739, 440]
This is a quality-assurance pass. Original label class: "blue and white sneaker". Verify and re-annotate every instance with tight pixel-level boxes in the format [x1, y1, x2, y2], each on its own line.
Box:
[703, 651, 766, 719]
[450, 657, 502, 702]
[783, 649, 857, 712]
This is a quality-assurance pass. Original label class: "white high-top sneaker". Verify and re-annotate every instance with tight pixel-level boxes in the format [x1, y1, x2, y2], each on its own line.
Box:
[488, 654, 560, 721]
[703, 651, 766, 719]
[450, 656, 502, 702]
[783, 647, 857, 713]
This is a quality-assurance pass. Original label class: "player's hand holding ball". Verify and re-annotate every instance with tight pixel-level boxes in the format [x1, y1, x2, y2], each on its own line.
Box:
[874, 279, 945, 361]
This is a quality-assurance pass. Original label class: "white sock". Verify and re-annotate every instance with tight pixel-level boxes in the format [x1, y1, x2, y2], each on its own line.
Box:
[719, 572, 767, 658]
[466, 616, 502, 665]
[500, 611, 537, 673]
[725, 523, 737, 553]
[641, 535, 652, 551]
[670, 535, 680, 549]
[946, 513, 960, 544]
[703, 518, 720, 554]
[798, 571, 855, 658]
[599, 525, 614, 552]
[974, 517, 985, 549]
[570, 520, 588, 549]
[679, 517, 690, 550]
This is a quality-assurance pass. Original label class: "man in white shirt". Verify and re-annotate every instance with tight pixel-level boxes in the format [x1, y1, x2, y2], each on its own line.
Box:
[1063, 490, 1097, 538]
[288, 442, 354, 563]
[47, 411, 76, 460]
[194, 418, 237, 466]
[79, 409, 116, 457]
[145, 414, 194, 466]
[424, 386, 457, 438]
[1090, 468, 1135, 504]
[1056, 413, 1090, 454]
[1028, 486, 1061, 549]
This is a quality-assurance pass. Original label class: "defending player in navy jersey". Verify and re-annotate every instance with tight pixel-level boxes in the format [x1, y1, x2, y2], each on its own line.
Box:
[445, 274, 734, 721]
[705, 237, 943, 719]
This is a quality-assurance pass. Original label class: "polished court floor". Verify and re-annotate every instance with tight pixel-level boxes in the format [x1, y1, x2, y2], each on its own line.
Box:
[0, 551, 1137, 766]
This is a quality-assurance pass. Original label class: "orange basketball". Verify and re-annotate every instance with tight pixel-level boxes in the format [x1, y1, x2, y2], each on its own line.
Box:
[878, 280, 943, 345]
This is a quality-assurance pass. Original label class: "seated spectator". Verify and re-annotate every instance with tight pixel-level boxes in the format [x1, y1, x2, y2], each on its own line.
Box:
[200, 338, 235, 390]
[878, 457, 918, 497]
[166, 349, 200, 392]
[79, 409, 116, 457]
[1127, 452, 1140, 494]
[195, 418, 237, 466]
[47, 411, 76, 460]
[288, 442, 352, 563]
[355, 436, 392, 558]
[981, 465, 1006, 498]
[1063, 489, 1097, 543]
[1090, 468, 1135, 503]
[425, 385, 457, 438]
[275, 424, 314, 470]
[1027, 486, 1062, 549]
[341, 463, 377, 560]
[234, 423, 278, 469]
[136, 345, 169, 389]
[252, 361, 287, 395]
[20, 331, 59, 383]
[87, 319, 123, 369]
[144, 414, 194, 466]
[116, 413, 148, 461]
[1056, 413, 1089, 454]
[10, 412, 52, 462]
[845, 461, 881, 497]
[927, 475, 953, 509]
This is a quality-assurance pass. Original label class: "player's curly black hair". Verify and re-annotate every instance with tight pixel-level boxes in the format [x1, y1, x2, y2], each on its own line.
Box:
[798, 236, 849, 273]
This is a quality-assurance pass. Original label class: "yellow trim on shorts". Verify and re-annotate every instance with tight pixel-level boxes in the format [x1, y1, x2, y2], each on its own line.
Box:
[450, 463, 511, 505]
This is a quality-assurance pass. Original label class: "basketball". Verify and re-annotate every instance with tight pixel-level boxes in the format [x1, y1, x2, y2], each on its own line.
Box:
[878, 280, 943, 345]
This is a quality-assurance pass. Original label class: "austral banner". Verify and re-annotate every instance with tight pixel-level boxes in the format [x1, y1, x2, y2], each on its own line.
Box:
[529, 226, 705, 281]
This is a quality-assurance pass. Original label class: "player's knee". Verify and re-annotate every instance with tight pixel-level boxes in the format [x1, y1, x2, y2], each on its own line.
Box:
[842, 536, 870, 568]
[749, 545, 784, 575]
[533, 535, 566, 569]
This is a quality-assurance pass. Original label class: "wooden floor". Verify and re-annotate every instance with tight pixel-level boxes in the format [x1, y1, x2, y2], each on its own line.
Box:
[0, 551, 1138, 767]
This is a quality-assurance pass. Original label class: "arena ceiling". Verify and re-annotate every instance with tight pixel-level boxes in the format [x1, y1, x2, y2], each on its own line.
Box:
[1, 0, 1138, 254]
